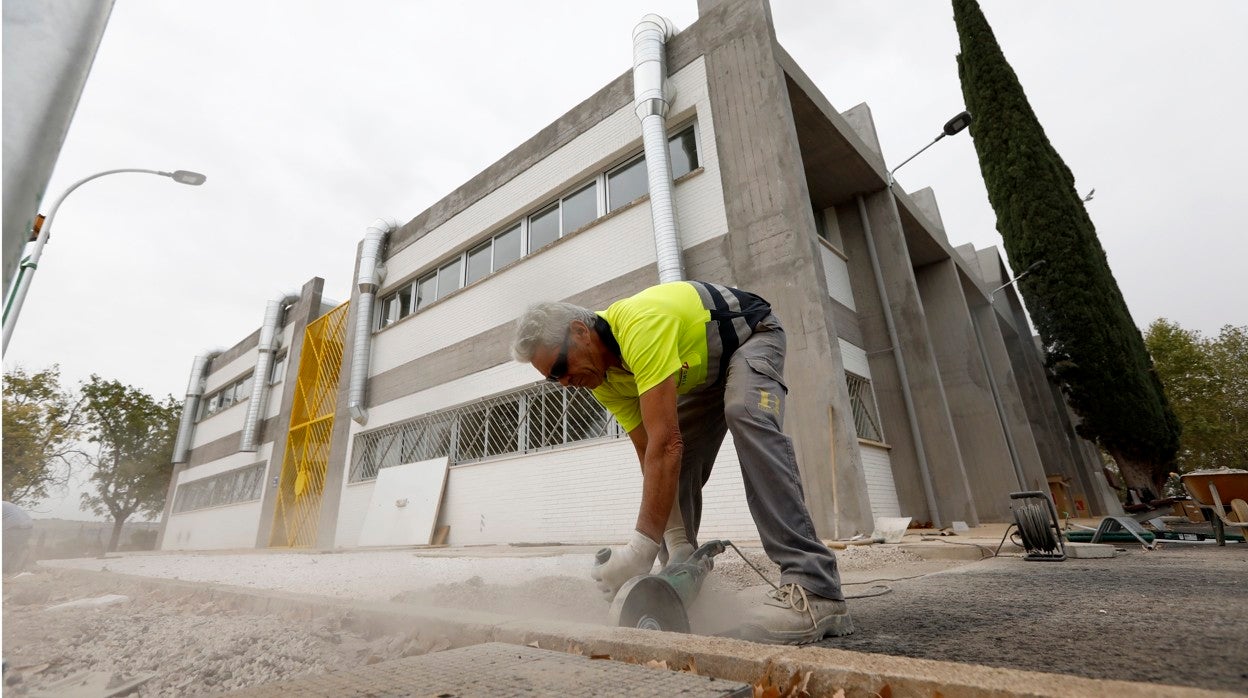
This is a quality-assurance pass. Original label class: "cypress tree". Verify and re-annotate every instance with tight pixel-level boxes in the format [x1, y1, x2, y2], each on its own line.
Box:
[952, 0, 1179, 496]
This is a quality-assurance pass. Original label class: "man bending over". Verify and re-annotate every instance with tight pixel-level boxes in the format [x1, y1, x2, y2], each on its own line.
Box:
[511, 280, 852, 644]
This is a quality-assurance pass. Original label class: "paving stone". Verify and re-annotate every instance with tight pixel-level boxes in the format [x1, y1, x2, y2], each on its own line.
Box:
[226, 642, 752, 697]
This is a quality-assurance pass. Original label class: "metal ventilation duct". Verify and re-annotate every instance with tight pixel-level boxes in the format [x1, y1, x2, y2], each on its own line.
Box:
[172, 352, 217, 464]
[632, 14, 684, 283]
[240, 293, 297, 452]
[347, 218, 396, 424]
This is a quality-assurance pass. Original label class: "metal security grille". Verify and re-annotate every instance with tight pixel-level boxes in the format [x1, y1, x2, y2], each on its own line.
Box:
[350, 382, 623, 482]
[172, 462, 265, 513]
[845, 372, 884, 443]
[269, 302, 348, 547]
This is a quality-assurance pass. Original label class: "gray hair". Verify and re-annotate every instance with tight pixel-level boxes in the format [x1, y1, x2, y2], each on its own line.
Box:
[511, 301, 597, 362]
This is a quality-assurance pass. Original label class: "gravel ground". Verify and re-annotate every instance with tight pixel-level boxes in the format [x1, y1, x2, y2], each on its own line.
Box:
[815, 544, 1248, 694]
[11, 543, 1244, 694]
[5, 544, 921, 696]
[2, 569, 444, 696]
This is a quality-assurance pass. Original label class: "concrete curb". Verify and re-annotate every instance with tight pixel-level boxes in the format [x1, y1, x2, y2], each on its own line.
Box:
[43, 567, 1236, 698]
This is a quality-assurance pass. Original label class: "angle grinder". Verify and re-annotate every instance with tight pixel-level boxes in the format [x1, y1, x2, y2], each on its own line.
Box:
[599, 539, 729, 633]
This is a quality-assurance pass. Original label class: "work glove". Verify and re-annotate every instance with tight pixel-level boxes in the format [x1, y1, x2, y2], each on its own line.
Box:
[663, 524, 696, 566]
[591, 530, 660, 601]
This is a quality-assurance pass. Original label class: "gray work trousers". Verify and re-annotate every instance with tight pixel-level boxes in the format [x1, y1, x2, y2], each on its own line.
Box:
[675, 312, 844, 601]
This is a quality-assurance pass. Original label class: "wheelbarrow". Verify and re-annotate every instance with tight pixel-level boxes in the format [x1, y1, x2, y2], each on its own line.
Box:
[1180, 469, 1248, 546]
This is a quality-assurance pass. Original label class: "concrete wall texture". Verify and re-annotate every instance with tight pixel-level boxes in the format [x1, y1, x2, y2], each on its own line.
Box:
[159, 0, 1115, 552]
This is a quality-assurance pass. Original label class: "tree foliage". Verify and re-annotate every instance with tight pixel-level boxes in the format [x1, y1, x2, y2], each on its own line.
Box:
[952, 0, 1180, 493]
[2, 365, 86, 506]
[1145, 320, 1248, 472]
[79, 376, 181, 551]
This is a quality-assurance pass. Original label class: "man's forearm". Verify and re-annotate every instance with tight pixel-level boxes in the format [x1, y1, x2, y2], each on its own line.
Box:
[635, 436, 682, 542]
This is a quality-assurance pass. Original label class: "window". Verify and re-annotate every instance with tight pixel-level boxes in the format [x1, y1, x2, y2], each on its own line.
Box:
[607, 155, 648, 213]
[436, 258, 462, 299]
[199, 373, 255, 420]
[269, 351, 288, 385]
[416, 273, 438, 310]
[845, 372, 884, 443]
[561, 182, 598, 235]
[493, 225, 521, 270]
[669, 127, 699, 178]
[349, 382, 624, 482]
[528, 202, 560, 251]
[172, 462, 266, 513]
[373, 125, 700, 331]
[465, 240, 492, 285]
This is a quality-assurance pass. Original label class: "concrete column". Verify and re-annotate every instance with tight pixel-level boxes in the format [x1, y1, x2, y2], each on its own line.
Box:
[837, 190, 977, 527]
[698, 0, 872, 536]
[254, 277, 325, 548]
[914, 258, 1018, 522]
[967, 302, 1047, 494]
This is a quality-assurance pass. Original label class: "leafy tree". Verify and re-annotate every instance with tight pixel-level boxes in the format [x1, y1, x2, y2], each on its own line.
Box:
[1146, 320, 1248, 472]
[953, 0, 1180, 495]
[2, 366, 86, 506]
[79, 376, 181, 551]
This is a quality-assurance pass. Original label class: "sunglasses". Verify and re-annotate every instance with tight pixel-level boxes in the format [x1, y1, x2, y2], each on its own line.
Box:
[546, 333, 570, 383]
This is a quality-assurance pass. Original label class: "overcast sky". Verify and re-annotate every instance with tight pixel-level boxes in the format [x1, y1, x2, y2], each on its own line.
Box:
[8, 1, 1246, 519]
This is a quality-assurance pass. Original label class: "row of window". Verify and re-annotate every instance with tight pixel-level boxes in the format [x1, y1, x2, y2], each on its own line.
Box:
[199, 373, 255, 420]
[172, 462, 266, 513]
[377, 126, 700, 330]
[196, 351, 287, 422]
[349, 381, 623, 482]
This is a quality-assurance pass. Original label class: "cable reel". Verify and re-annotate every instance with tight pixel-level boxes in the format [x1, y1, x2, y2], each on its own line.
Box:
[996, 491, 1067, 561]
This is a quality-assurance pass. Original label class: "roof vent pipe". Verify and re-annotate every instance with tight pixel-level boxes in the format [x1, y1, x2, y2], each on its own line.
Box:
[347, 218, 396, 425]
[240, 293, 298, 452]
[632, 14, 684, 283]
[172, 352, 217, 464]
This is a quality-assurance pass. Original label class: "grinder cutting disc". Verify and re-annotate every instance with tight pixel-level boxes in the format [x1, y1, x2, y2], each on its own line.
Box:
[608, 575, 690, 633]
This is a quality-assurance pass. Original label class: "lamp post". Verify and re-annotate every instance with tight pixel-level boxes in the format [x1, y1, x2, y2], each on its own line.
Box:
[2, 168, 206, 352]
[989, 259, 1045, 302]
[863, 110, 972, 529]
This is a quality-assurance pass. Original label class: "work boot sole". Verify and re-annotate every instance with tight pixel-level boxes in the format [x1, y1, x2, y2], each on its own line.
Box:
[736, 612, 855, 645]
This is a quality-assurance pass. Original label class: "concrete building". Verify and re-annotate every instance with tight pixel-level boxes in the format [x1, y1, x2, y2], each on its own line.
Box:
[159, 0, 1119, 552]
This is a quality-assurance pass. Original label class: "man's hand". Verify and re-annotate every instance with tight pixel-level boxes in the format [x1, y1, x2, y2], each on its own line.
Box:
[590, 530, 660, 601]
[664, 524, 695, 565]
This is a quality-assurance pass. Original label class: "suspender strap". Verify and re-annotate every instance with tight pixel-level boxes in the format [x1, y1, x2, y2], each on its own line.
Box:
[690, 280, 771, 385]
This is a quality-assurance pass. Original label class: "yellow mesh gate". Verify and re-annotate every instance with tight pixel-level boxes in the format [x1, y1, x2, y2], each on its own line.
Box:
[269, 301, 348, 547]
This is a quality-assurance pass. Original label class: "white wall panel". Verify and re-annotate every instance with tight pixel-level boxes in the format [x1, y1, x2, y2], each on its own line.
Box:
[820, 243, 855, 311]
[860, 445, 901, 519]
[838, 339, 871, 379]
[335, 480, 375, 548]
[162, 501, 264, 551]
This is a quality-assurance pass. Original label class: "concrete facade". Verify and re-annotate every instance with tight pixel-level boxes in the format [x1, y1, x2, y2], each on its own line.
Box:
[158, 0, 1116, 552]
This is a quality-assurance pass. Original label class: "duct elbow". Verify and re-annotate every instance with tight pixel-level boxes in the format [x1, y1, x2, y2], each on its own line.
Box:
[349, 402, 367, 425]
[632, 15, 678, 120]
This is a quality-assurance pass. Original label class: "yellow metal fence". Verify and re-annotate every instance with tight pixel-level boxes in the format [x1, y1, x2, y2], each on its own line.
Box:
[269, 301, 348, 547]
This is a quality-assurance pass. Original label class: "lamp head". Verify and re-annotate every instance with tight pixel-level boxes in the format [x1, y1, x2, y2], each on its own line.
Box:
[171, 170, 207, 186]
[943, 111, 973, 137]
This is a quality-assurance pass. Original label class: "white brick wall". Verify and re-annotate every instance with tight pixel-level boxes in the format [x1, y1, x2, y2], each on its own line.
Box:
[336, 432, 758, 548]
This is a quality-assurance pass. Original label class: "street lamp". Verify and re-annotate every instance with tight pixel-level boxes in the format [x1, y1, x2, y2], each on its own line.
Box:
[863, 110, 972, 529]
[2, 168, 206, 352]
[989, 260, 1045, 302]
[887, 111, 973, 186]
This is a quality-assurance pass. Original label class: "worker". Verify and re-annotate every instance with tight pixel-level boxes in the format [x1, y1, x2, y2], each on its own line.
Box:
[511, 280, 853, 644]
